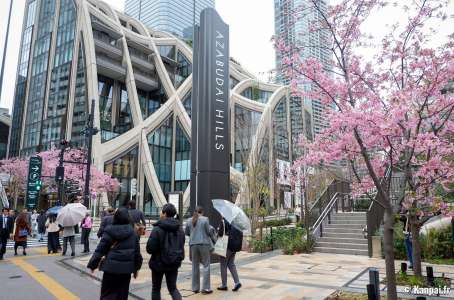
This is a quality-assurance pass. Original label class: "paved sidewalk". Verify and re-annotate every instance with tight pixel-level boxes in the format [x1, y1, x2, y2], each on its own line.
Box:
[69, 240, 383, 300]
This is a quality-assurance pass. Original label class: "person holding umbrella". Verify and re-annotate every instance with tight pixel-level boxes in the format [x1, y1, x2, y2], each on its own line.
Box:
[217, 219, 243, 292]
[57, 202, 87, 257]
[46, 214, 60, 254]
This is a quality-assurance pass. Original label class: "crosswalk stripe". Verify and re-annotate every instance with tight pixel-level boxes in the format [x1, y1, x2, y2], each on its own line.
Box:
[6, 234, 81, 249]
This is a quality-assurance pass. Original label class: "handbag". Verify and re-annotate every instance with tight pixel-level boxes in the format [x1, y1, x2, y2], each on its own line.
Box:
[18, 228, 29, 238]
[213, 220, 228, 257]
[97, 241, 118, 270]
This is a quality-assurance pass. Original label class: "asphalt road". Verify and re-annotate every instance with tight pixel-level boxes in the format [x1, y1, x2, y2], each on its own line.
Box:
[0, 243, 101, 300]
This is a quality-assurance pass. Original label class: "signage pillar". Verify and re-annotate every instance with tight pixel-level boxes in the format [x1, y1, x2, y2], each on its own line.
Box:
[26, 156, 42, 210]
[191, 8, 230, 229]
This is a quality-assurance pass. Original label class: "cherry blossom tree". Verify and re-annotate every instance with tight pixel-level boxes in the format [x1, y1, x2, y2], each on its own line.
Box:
[276, 0, 454, 297]
[0, 148, 119, 207]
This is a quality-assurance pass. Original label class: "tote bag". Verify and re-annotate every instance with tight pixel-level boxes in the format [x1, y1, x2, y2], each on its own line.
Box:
[213, 220, 228, 257]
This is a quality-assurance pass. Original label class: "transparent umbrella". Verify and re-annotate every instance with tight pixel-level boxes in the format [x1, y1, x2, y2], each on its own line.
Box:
[212, 199, 251, 233]
[57, 203, 87, 227]
[46, 206, 63, 215]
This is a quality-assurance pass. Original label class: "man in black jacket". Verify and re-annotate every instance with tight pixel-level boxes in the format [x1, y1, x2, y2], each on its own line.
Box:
[0, 208, 13, 260]
[146, 203, 185, 300]
[97, 207, 114, 238]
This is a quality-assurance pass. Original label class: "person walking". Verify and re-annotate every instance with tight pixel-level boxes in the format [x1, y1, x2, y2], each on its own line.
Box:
[0, 208, 13, 260]
[400, 211, 413, 269]
[81, 212, 93, 253]
[46, 214, 60, 254]
[128, 200, 146, 236]
[87, 208, 143, 300]
[185, 206, 214, 295]
[31, 210, 39, 238]
[62, 224, 76, 257]
[217, 219, 243, 292]
[13, 213, 31, 256]
[147, 203, 185, 300]
[98, 207, 114, 238]
[37, 211, 47, 242]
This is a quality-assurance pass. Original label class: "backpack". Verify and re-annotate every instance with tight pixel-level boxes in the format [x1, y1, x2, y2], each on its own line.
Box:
[160, 230, 184, 269]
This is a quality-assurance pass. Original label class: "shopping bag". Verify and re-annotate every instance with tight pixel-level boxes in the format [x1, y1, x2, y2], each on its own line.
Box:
[213, 220, 228, 257]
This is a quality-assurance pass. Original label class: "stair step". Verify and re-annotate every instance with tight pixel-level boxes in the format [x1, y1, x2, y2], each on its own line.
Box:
[318, 237, 367, 244]
[331, 218, 366, 223]
[313, 246, 368, 256]
[315, 241, 368, 250]
[323, 232, 363, 239]
[323, 228, 364, 234]
[327, 223, 365, 227]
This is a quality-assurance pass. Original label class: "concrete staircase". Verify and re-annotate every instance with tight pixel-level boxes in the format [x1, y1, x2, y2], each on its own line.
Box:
[313, 212, 368, 256]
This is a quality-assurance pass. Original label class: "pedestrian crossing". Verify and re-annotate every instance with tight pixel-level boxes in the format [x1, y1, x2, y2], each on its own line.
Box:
[6, 234, 81, 249]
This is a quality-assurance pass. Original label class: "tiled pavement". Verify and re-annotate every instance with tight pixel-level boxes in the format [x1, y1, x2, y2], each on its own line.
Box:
[67, 241, 454, 300]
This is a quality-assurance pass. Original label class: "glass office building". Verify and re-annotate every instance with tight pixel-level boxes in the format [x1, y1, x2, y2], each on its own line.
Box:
[9, 0, 309, 214]
[125, 0, 215, 39]
[274, 0, 331, 137]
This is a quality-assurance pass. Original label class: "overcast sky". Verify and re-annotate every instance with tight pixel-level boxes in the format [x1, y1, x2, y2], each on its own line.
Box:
[0, 0, 453, 113]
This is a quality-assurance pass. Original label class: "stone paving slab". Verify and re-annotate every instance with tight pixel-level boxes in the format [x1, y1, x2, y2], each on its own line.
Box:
[69, 244, 454, 300]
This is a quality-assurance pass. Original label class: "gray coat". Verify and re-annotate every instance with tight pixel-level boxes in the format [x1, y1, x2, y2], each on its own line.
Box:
[62, 226, 75, 237]
[185, 215, 215, 246]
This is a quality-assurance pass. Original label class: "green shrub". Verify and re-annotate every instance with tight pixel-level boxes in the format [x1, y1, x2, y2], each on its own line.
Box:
[420, 225, 454, 259]
[249, 226, 314, 254]
[264, 218, 292, 227]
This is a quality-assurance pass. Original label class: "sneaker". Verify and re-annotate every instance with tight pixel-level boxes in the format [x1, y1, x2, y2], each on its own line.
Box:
[201, 290, 213, 295]
[232, 283, 242, 292]
[217, 286, 228, 291]
[23, 251, 27, 256]
[71, 253, 75, 257]
[192, 290, 199, 294]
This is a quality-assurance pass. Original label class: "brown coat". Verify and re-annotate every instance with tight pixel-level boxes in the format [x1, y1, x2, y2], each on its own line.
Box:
[14, 216, 31, 242]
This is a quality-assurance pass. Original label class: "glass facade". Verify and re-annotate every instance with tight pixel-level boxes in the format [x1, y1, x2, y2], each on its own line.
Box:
[70, 42, 88, 147]
[22, 0, 56, 155]
[104, 147, 138, 208]
[175, 121, 191, 191]
[138, 86, 167, 120]
[42, 0, 77, 149]
[125, 0, 215, 39]
[229, 76, 239, 90]
[274, 0, 331, 137]
[241, 86, 273, 104]
[143, 177, 160, 217]
[157, 47, 192, 89]
[0, 122, 9, 159]
[148, 116, 173, 195]
[9, 0, 37, 157]
[98, 75, 133, 142]
[234, 105, 262, 171]
[273, 97, 289, 160]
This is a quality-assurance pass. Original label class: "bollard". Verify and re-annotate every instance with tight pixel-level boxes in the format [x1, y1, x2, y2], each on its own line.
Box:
[426, 266, 434, 286]
[367, 284, 376, 300]
[416, 297, 426, 300]
[369, 268, 380, 300]
[401, 262, 407, 274]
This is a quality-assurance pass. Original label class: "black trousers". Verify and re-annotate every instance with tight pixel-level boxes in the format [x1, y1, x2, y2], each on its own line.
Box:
[82, 228, 91, 252]
[0, 235, 7, 256]
[151, 269, 181, 300]
[100, 272, 131, 300]
[47, 232, 59, 253]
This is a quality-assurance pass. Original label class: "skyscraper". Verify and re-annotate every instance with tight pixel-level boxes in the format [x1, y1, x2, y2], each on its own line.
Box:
[125, 0, 215, 39]
[274, 0, 331, 138]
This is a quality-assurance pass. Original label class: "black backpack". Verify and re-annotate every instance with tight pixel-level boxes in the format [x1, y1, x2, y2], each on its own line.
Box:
[161, 230, 184, 268]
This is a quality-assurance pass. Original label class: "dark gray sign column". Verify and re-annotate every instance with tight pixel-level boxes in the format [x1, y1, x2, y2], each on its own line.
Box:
[191, 8, 230, 229]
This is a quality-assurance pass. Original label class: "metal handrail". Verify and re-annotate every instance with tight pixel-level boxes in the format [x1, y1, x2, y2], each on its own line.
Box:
[310, 192, 339, 237]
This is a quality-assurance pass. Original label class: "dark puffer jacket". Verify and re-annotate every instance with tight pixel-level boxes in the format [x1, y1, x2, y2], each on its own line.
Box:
[87, 224, 143, 274]
[146, 218, 185, 272]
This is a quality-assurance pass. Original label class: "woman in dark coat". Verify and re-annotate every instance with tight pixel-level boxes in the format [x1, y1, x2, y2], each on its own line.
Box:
[87, 208, 143, 300]
[217, 219, 243, 292]
[37, 211, 47, 242]
[14, 213, 31, 256]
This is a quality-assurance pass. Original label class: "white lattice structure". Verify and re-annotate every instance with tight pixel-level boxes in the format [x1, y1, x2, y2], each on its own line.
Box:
[10, 0, 306, 212]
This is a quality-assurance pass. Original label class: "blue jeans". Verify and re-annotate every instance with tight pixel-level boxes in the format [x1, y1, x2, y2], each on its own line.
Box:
[404, 236, 413, 267]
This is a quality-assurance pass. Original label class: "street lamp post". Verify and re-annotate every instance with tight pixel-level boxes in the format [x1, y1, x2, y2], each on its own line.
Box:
[82, 99, 99, 208]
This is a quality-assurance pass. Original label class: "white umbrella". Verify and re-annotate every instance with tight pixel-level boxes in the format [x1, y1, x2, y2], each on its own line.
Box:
[57, 203, 87, 227]
[212, 199, 251, 233]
